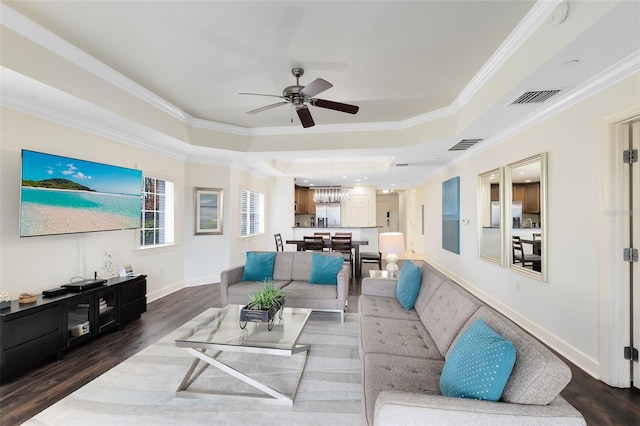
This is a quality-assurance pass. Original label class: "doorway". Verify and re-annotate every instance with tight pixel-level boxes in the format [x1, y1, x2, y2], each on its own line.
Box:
[602, 115, 640, 389]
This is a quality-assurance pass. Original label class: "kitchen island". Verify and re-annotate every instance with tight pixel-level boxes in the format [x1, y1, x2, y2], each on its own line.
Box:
[291, 226, 381, 251]
[288, 226, 381, 277]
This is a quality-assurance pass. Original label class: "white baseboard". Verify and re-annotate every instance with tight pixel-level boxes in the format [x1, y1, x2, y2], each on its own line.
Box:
[426, 258, 601, 380]
[146, 281, 184, 303]
[184, 275, 220, 287]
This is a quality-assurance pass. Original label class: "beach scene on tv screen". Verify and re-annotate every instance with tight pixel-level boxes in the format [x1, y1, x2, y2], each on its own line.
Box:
[20, 150, 142, 237]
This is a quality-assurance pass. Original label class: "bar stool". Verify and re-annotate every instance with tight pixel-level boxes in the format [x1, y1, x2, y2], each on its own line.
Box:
[359, 251, 382, 277]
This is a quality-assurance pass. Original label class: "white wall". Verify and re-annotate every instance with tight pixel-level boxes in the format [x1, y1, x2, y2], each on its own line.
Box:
[269, 176, 296, 244]
[0, 108, 186, 301]
[228, 167, 271, 267]
[419, 73, 640, 377]
[183, 162, 231, 287]
[0, 108, 278, 301]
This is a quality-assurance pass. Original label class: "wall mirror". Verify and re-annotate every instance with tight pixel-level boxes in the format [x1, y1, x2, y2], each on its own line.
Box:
[506, 153, 547, 281]
[478, 168, 503, 265]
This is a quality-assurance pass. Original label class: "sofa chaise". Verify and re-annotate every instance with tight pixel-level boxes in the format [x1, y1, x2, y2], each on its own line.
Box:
[220, 251, 349, 321]
[359, 261, 585, 425]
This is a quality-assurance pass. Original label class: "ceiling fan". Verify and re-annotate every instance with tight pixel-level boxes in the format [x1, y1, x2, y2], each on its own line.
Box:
[240, 68, 359, 128]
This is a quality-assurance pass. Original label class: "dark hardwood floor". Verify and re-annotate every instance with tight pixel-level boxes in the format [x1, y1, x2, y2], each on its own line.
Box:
[1, 277, 639, 425]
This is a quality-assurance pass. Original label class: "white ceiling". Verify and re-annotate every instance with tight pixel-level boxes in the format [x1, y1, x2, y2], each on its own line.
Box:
[2, 1, 639, 190]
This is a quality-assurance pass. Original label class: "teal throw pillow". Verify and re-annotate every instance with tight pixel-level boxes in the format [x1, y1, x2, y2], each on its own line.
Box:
[440, 318, 516, 401]
[308, 253, 344, 285]
[241, 252, 276, 281]
[395, 260, 421, 310]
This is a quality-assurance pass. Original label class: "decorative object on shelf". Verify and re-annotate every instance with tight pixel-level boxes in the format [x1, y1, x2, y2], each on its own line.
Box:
[0, 292, 10, 309]
[239, 280, 285, 331]
[379, 232, 405, 278]
[18, 293, 37, 304]
[312, 187, 349, 203]
[119, 263, 134, 277]
[194, 187, 224, 235]
[103, 251, 116, 277]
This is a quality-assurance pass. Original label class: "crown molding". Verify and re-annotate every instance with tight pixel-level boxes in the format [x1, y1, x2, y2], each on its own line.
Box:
[1, 89, 187, 161]
[455, 1, 559, 107]
[444, 51, 640, 170]
[0, 1, 550, 137]
[0, 3, 188, 123]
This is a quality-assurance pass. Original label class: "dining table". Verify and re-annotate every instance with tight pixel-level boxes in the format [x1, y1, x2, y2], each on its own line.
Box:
[285, 238, 369, 277]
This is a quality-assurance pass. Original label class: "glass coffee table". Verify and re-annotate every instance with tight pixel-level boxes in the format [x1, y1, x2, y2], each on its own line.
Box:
[175, 304, 312, 405]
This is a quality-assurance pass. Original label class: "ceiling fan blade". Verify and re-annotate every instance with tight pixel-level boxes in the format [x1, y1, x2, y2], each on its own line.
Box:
[310, 98, 359, 114]
[239, 92, 286, 99]
[247, 101, 288, 114]
[296, 105, 315, 128]
[300, 78, 333, 98]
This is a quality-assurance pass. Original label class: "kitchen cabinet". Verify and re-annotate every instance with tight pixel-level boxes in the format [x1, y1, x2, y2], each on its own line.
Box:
[524, 183, 540, 213]
[512, 183, 540, 213]
[295, 185, 309, 214]
[306, 188, 316, 214]
[512, 184, 525, 203]
[490, 184, 500, 201]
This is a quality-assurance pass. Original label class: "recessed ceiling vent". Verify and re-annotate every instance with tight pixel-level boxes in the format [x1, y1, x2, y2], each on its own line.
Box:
[448, 139, 483, 151]
[393, 163, 409, 167]
[511, 89, 561, 105]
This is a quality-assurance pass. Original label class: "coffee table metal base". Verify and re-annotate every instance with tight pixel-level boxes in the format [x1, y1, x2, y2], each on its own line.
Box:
[176, 345, 310, 405]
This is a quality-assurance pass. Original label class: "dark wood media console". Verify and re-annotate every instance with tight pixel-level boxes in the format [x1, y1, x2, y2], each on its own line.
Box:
[0, 274, 146, 382]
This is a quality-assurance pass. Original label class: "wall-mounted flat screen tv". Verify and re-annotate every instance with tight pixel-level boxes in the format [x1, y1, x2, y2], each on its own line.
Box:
[20, 150, 143, 237]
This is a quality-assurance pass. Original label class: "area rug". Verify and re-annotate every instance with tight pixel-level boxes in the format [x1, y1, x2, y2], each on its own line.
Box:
[25, 310, 362, 426]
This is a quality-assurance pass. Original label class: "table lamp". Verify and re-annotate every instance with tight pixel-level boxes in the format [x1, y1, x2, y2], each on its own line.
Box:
[379, 232, 405, 278]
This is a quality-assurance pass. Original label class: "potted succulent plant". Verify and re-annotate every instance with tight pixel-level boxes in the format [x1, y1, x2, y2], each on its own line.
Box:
[239, 280, 285, 330]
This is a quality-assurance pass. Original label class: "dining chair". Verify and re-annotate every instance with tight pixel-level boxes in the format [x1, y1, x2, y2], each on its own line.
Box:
[313, 232, 331, 250]
[331, 235, 354, 279]
[334, 232, 352, 237]
[359, 251, 382, 276]
[303, 236, 325, 252]
[274, 233, 284, 251]
[512, 236, 541, 269]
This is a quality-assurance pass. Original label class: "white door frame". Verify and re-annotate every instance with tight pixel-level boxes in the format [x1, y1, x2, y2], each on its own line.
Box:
[599, 108, 640, 387]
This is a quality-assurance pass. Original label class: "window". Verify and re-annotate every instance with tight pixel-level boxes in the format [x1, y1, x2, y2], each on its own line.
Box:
[241, 189, 264, 237]
[140, 176, 175, 247]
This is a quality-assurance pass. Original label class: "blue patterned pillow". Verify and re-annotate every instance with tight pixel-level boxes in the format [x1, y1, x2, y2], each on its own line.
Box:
[440, 318, 516, 401]
[395, 260, 421, 310]
[241, 252, 276, 281]
[309, 253, 344, 285]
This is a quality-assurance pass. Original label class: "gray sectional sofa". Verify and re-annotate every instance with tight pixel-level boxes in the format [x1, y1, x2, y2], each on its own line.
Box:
[358, 262, 585, 425]
[220, 251, 349, 321]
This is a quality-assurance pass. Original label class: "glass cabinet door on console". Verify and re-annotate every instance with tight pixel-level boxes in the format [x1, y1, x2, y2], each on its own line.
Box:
[66, 295, 93, 348]
[96, 287, 118, 334]
[65, 287, 119, 348]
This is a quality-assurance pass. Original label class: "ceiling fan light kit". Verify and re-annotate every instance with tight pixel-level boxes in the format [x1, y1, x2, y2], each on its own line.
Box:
[240, 68, 359, 128]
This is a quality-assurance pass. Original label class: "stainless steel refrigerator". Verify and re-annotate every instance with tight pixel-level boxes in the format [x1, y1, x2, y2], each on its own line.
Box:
[315, 203, 341, 227]
[490, 201, 500, 227]
[512, 201, 523, 228]
[490, 201, 522, 228]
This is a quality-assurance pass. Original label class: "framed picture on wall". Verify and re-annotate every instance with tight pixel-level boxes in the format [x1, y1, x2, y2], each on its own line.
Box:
[194, 187, 223, 235]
